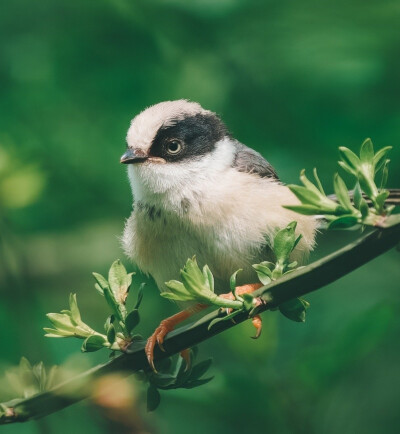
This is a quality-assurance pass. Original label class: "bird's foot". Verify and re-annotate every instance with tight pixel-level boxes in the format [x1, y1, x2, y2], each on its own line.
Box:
[220, 282, 263, 301]
[145, 304, 207, 372]
[220, 283, 264, 338]
[251, 314, 262, 339]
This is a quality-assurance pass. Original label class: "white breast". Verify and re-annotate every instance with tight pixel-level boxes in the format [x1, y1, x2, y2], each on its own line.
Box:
[122, 139, 317, 293]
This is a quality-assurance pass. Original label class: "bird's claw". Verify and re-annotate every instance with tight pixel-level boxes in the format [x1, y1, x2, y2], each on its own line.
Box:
[145, 320, 171, 373]
[180, 348, 192, 371]
[145, 324, 192, 373]
[221, 285, 265, 338]
[250, 314, 262, 339]
[144, 304, 207, 373]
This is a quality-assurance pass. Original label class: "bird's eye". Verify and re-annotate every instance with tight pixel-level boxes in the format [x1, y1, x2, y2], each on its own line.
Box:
[166, 140, 182, 155]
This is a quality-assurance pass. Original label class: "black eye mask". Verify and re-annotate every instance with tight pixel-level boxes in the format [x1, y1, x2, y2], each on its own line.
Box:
[149, 113, 229, 162]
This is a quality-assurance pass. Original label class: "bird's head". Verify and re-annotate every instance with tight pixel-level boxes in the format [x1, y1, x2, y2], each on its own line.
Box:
[121, 100, 234, 197]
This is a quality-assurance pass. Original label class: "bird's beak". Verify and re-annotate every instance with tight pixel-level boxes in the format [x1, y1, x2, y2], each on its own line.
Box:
[120, 148, 149, 164]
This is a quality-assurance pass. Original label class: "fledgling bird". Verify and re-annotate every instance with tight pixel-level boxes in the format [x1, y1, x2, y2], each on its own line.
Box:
[121, 100, 317, 366]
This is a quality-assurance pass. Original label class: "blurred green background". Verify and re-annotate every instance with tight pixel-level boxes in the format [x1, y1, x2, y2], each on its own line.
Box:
[1, 0, 400, 433]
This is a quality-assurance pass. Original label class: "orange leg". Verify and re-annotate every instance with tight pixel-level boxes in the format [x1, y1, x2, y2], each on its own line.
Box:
[145, 303, 207, 372]
[220, 282, 263, 301]
[145, 283, 264, 371]
[220, 283, 264, 338]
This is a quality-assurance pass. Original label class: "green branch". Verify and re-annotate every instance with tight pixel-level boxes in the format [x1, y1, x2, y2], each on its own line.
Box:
[2, 221, 399, 424]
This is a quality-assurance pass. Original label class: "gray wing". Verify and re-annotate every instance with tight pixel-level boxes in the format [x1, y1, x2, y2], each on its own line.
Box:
[232, 141, 279, 180]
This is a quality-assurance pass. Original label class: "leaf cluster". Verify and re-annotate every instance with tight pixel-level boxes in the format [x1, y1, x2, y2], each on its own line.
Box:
[0, 358, 59, 422]
[45, 260, 144, 353]
[162, 223, 310, 326]
[284, 139, 395, 228]
[137, 348, 213, 411]
[163, 258, 244, 310]
[253, 222, 310, 322]
[43, 260, 214, 411]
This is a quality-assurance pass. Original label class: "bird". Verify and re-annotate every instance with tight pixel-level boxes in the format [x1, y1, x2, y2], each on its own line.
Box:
[120, 100, 317, 369]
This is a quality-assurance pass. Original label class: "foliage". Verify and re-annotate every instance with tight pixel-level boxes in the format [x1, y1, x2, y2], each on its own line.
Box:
[41, 260, 213, 411]
[2, 0, 400, 431]
[252, 221, 310, 322]
[0, 212, 399, 425]
[163, 221, 310, 326]
[45, 260, 144, 352]
[0, 358, 61, 423]
[0, 142, 398, 425]
[137, 348, 213, 412]
[0, 358, 58, 403]
[285, 139, 398, 228]
[163, 259, 243, 309]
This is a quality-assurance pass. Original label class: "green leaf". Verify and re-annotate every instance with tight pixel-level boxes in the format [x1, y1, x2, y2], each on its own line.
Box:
[104, 315, 114, 333]
[287, 185, 321, 205]
[147, 385, 161, 412]
[103, 286, 123, 321]
[180, 258, 212, 298]
[380, 160, 390, 190]
[94, 283, 104, 296]
[353, 182, 362, 209]
[182, 377, 214, 389]
[19, 357, 33, 372]
[333, 174, 353, 211]
[202, 264, 214, 292]
[189, 359, 212, 381]
[252, 263, 272, 277]
[92, 272, 109, 296]
[151, 374, 177, 389]
[46, 365, 59, 390]
[161, 291, 190, 302]
[125, 309, 140, 334]
[359, 198, 370, 219]
[358, 170, 378, 200]
[179, 258, 218, 303]
[279, 298, 310, 322]
[108, 260, 133, 305]
[46, 313, 74, 332]
[292, 234, 302, 251]
[338, 146, 360, 172]
[135, 283, 145, 309]
[229, 269, 242, 293]
[208, 310, 243, 330]
[338, 160, 357, 176]
[69, 293, 81, 325]
[328, 215, 359, 229]
[283, 204, 326, 215]
[360, 138, 374, 163]
[273, 221, 297, 264]
[33, 361, 46, 392]
[299, 169, 322, 196]
[106, 324, 116, 344]
[43, 328, 71, 338]
[242, 293, 255, 312]
[375, 190, 389, 212]
[81, 335, 107, 352]
[374, 147, 392, 172]
[252, 263, 272, 285]
[163, 280, 193, 301]
[313, 168, 325, 194]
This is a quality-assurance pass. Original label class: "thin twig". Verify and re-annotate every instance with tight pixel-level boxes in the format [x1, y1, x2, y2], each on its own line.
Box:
[328, 188, 400, 206]
[1, 221, 399, 424]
